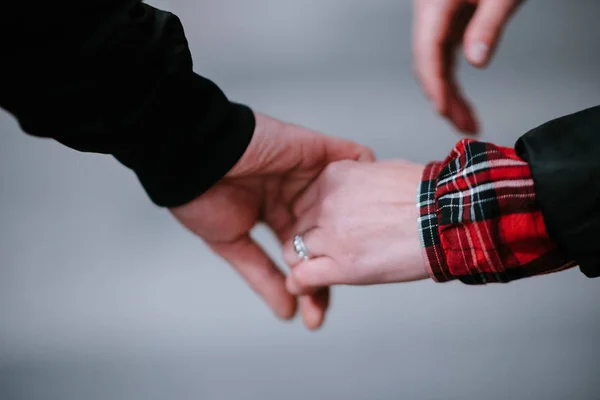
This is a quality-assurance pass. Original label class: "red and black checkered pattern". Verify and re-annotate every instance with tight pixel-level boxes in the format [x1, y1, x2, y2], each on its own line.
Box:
[418, 139, 575, 284]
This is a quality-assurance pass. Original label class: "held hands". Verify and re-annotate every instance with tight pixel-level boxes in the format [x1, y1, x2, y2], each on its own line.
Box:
[169, 113, 374, 329]
[169, 113, 428, 330]
[413, 0, 524, 133]
[170, 113, 429, 330]
[169, 0, 526, 330]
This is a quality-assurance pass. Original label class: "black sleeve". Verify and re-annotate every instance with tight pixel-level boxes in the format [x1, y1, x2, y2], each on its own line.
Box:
[0, 1, 254, 208]
[515, 105, 600, 278]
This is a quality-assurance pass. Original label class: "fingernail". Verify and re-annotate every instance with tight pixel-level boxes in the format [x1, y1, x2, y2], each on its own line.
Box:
[469, 42, 488, 65]
[286, 278, 299, 295]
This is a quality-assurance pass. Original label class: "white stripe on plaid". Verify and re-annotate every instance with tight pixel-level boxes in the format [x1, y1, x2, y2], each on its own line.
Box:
[439, 179, 533, 201]
[437, 158, 526, 186]
[438, 193, 536, 214]
[463, 142, 505, 281]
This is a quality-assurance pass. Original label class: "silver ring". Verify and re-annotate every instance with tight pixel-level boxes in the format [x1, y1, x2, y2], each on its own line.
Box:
[293, 234, 310, 261]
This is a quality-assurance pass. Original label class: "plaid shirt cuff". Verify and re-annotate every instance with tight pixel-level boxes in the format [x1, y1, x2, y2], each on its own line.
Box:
[418, 139, 576, 284]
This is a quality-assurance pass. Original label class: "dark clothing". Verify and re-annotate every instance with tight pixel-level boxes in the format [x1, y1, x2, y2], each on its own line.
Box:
[1, 1, 598, 277]
[418, 140, 575, 285]
[1, 1, 255, 208]
[516, 106, 600, 278]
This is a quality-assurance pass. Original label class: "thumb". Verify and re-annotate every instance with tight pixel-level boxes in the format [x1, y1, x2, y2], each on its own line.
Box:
[463, 0, 522, 67]
[293, 132, 375, 170]
[356, 145, 376, 162]
[322, 136, 375, 163]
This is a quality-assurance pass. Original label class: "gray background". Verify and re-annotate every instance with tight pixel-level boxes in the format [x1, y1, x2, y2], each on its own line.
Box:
[1, 1, 599, 399]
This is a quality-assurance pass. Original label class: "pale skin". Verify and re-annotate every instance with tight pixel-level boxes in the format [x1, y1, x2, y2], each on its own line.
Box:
[284, 160, 429, 296]
[170, 113, 374, 330]
[280, 0, 526, 327]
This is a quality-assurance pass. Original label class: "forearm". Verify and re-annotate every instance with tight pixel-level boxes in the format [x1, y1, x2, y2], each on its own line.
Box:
[0, 1, 254, 208]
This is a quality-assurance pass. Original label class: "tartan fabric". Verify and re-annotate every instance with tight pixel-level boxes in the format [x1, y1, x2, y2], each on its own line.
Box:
[418, 139, 576, 284]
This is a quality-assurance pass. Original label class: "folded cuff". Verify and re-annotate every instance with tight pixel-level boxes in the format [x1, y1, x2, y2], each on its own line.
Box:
[417, 161, 452, 283]
[418, 139, 575, 285]
[113, 71, 256, 208]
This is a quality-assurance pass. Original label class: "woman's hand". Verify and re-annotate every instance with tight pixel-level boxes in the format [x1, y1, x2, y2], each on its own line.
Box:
[413, 0, 524, 134]
[283, 160, 430, 296]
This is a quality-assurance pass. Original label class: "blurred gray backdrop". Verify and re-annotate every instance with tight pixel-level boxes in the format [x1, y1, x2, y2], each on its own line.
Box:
[1, 1, 599, 399]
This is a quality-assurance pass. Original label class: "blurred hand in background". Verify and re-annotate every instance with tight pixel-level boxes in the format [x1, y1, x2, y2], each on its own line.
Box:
[412, 0, 524, 134]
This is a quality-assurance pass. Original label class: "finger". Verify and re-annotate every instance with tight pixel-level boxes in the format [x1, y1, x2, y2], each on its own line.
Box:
[248, 115, 375, 177]
[262, 184, 331, 330]
[282, 221, 332, 330]
[317, 135, 375, 165]
[290, 130, 375, 172]
[300, 288, 330, 331]
[463, 0, 522, 67]
[413, 1, 481, 133]
[286, 256, 342, 295]
[447, 83, 479, 134]
[261, 195, 327, 327]
[412, 0, 462, 115]
[283, 227, 328, 268]
[209, 235, 297, 320]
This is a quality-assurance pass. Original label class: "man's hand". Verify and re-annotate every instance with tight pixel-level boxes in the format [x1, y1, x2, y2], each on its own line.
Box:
[413, 0, 524, 134]
[283, 160, 430, 295]
[169, 113, 374, 330]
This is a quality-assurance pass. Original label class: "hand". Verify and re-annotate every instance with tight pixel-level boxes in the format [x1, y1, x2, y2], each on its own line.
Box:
[283, 160, 430, 296]
[413, 0, 524, 133]
[169, 113, 374, 330]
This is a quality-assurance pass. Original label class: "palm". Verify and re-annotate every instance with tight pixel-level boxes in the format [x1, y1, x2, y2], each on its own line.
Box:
[172, 169, 327, 326]
[170, 112, 373, 329]
[201, 173, 319, 243]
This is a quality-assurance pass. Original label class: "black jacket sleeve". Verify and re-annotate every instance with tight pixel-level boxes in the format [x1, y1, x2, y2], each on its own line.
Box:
[0, 1, 254, 208]
[515, 105, 600, 278]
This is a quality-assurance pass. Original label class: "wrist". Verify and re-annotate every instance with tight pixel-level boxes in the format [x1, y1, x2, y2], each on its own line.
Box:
[115, 69, 255, 208]
[226, 112, 290, 177]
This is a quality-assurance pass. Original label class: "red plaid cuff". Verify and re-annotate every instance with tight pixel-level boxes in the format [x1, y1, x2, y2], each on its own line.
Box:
[418, 139, 576, 284]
